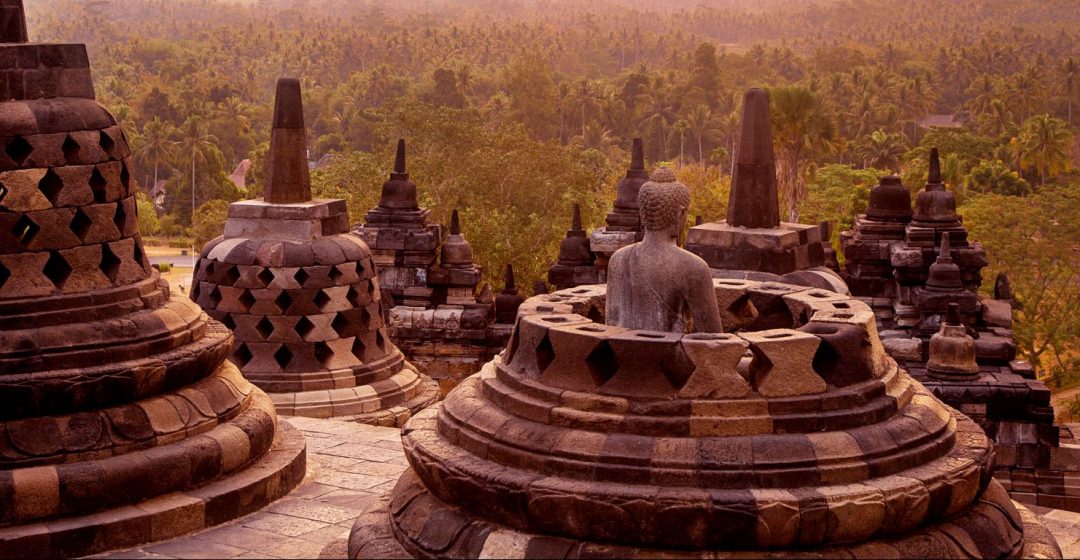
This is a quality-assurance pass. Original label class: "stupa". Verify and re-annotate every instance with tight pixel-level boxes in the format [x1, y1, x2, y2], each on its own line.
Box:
[0, 5, 304, 555]
[547, 204, 599, 290]
[684, 89, 845, 294]
[348, 166, 1061, 557]
[841, 151, 1074, 512]
[355, 143, 515, 393]
[192, 79, 437, 425]
[587, 138, 649, 277]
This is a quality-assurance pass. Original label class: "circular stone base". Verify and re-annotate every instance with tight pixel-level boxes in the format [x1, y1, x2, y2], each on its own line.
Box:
[0, 421, 307, 559]
[337, 375, 440, 428]
[348, 470, 1062, 559]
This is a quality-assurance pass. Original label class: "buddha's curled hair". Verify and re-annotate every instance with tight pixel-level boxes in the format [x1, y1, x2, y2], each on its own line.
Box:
[638, 167, 690, 231]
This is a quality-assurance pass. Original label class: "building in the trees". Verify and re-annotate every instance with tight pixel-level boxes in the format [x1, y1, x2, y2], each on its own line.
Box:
[354, 141, 520, 393]
[0, 7, 304, 555]
[192, 80, 438, 425]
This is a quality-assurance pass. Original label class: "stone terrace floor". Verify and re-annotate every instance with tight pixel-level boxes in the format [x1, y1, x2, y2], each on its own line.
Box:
[89, 416, 1080, 559]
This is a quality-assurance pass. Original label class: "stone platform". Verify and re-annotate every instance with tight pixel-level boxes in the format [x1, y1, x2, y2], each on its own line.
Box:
[88, 417, 1080, 559]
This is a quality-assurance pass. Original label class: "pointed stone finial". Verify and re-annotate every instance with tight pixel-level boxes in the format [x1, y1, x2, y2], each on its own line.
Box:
[0, 0, 28, 44]
[450, 209, 461, 236]
[928, 148, 941, 185]
[630, 138, 645, 170]
[945, 302, 962, 327]
[264, 78, 312, 204]
[571, 204, 583, 231]
[727, 88, 780, 229]
[393, 138, 407, 175]
[504, 264, 516, 291]
[939, 231, 951, 257]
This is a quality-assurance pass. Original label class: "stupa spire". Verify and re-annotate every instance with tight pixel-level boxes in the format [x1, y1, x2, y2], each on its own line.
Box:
[504, 263, 516, 291]
[571, 204, 582, 231]
[264, 78, 312, 204]
[0, 0, 28, 44]
[727, 88, 780, 229]
[928, 147, 942, 185]
[630, 137, 645, 171]
[450, 208, 461, 235]
[393, 138, 407, 175]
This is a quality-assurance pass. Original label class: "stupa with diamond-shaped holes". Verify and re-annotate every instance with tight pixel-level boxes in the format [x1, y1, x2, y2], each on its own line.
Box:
[192, 78, 437, 425]
[0, 3, 305, 555]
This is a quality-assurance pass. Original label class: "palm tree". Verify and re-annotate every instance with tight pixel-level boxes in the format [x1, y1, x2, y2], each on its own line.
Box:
[1059, 58, 1077, 125]
[178, 116, 220, 221]
[637, 79, 675, 159]
[770, 86, 835, 222]
[683, 104, 722, 163]
[854, 130, 907, 172]
[133, 118, 179, 192]
[569, 79, 601, 140]
[455, 63, 476, 104]
[964, 74, 1000, 123]
[1018, 114, 1074, 187]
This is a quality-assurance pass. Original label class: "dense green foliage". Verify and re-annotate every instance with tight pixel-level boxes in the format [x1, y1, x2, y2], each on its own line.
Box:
[28, 0, 1080, 379]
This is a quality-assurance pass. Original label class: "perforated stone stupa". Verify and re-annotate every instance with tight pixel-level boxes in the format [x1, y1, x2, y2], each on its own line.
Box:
[686, 89, 845, 294]
[348, 154, 1061, 557]
[192, 79, 437, 425]
[355, 142, 518, 393]
[0, 6, 304, 555]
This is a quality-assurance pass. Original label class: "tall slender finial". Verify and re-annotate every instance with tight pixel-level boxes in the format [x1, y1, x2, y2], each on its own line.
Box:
[727, 88, 780, 229]
[393, 139, 407, 175]
[264, 78, 312, 204]
[0, 0, 28, 44]
[571, 204, 582, 231]
[928, 148, 942, 184]
[945, 302, 962, 327]
[450, 209, 461, 235]
[939, 231, 951, 258]
[630, 138, 645, 171]
[504, 264, 516, 291]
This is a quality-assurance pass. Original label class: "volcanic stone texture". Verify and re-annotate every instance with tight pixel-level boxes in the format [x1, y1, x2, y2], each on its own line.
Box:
[0, 35, 303, 558]
[193, 199, 438, 425]
[348, 281, 1061, 558]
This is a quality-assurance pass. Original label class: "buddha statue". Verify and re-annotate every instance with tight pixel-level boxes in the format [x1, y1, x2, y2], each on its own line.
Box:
[606, 167, 722, 333]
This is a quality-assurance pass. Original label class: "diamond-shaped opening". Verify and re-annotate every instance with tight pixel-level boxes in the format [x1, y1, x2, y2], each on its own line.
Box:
[275, 291, 293, 313]
[12, 214, 38, 246]
[346, 285, 362, 307]
[661, 345, 696, 391]
[6, 136, 32, 165]
[238, 289, 256, 312]
[120, 162, 131, 192]
[43, 251, 72, 289]
[257, 268, 275, 287]
[221, 313, 236, 330]
[62, 135, 80, 162]
[209, 286, 222, 306]
[38, 169, 63, 205]
[99, 243, 121, 283]
[273, 344, 293, 369]
[133, 241, 146, 270]
[90, 168, 108, 203]
[351, 336, 366, 360]
[294, 268, 309, 286]
[255, 316, 275, 340]
[113, 201, 128, 234]
[0, 183, 8, 205]
[224, 265, 240, 285]
[534, 334, 555, 376]
[233, 343, 252, 367]
[585, 340, 620, 386]
[69, 208, 92, 240]
[587, 306, 603, 324]
[314, 341, 333, 367]
[328, 265, 343, 282]
[294, 316, 315, 339]
[313, 289, 330, 310]
[331, 313, 351, 337]
[375, 329, 387, 353]
[190, 283, 201, 301]
[99, 130, 116, 157]
[0, 261, 9, 290]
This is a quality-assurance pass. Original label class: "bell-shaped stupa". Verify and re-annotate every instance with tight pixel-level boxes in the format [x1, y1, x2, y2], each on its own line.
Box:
[192, 78, 437, 425]
[0, 6, 304, 555]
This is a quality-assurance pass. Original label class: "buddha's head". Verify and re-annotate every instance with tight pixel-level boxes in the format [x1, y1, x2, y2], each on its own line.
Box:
[639, 167, 690, 240]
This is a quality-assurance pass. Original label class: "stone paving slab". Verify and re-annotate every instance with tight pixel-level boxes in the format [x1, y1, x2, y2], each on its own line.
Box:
[89, 415, 1080, 559]
[89, 418, 408, 560]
